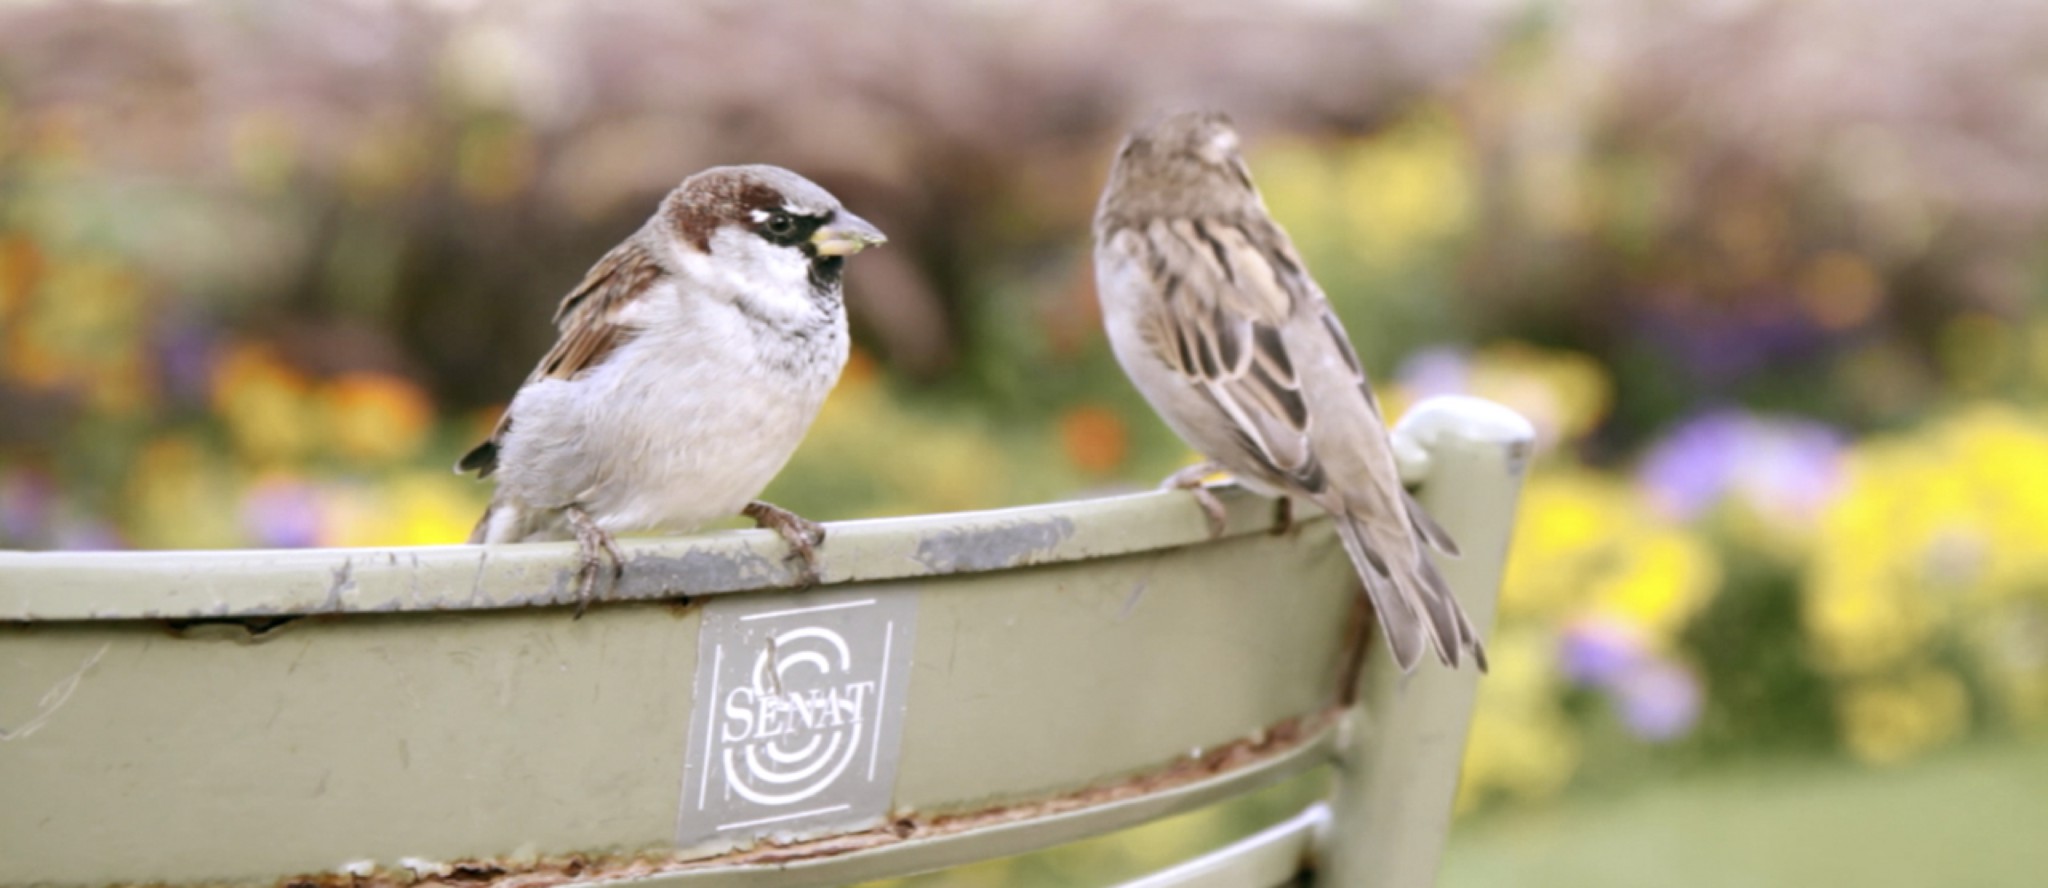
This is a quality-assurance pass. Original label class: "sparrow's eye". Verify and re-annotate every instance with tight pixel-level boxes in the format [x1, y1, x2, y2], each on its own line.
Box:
[764, 212, 797, 237]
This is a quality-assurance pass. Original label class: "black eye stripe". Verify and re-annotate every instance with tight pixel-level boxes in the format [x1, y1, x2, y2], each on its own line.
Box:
[756, 211, 827, 248]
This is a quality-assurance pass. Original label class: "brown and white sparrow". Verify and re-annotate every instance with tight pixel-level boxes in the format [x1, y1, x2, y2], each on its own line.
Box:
[457, 165, 885, 614]
[1092, 112, 1485, 672]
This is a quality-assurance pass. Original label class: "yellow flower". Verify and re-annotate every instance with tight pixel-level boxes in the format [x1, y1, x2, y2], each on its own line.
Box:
[1806, 404, 2048, 747]
[1836, 669, 1970, 765]
[1256, 105, 1474, 276]
[320, 473, 483, 548]
[211, 341, 317, 465]
[1467, 342, 1614, 449]
[1500, 469, 1717, 639]
[2, 253, 151, 412]
[1806, 556, 1937, 677]
[1457, 628, 1581, 812]
[1337, 108, 1474, 272]
[386, 474, 486, 546]
[122, 436, 244, 549]
[1589, 529, 1720, 637]
[321, 372, 435, 465]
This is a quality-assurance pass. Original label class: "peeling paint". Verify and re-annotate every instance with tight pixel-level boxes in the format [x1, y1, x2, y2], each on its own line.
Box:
[468, 550, 490, 605]
[0, 642, 109, 742]
[324, 558, 356, 613]
[263, 708, 1339, 888]
[621, 548, 780, 599]
[911, 517, 1076, 574]
[1504, 438, 1534, 478]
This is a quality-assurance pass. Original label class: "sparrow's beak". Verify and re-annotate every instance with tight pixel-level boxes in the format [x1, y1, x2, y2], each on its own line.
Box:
[811, 212, 887, 257]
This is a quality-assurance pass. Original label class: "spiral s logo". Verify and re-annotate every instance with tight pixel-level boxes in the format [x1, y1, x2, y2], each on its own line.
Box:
[678, 591, 917, 845]
[717, 627, 872, 805]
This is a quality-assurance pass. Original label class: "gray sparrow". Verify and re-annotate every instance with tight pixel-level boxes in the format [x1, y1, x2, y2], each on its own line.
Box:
[457, 165, 886, 614]
[1093, 112, 1484, 672]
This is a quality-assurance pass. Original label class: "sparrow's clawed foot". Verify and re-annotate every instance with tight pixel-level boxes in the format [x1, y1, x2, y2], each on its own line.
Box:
[1161, 461, 1230, 539]
[743, 500, 827, 587]
[565, 505, 626, 619]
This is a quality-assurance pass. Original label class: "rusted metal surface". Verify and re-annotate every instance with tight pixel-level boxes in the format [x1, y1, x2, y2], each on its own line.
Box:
[267, 709, 1340, 888]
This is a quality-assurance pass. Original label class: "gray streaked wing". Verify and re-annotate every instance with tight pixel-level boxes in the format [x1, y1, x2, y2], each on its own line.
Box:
[1124, 216, 1327, 492]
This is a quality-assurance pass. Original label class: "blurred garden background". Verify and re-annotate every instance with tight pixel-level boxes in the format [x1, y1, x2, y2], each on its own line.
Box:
[3, 0, 2046, 884]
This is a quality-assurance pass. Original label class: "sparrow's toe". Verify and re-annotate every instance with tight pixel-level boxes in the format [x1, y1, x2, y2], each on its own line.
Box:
[566, 505, 625, 619]
[1190, 486, 1229, 540]
[1160, 461, 1230, 539]
[744, 500, 826, 588]
[572, 558, 599, 620]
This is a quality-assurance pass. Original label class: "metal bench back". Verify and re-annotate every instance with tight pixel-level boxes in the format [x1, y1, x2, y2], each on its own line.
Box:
[0, 396, 1531, 888]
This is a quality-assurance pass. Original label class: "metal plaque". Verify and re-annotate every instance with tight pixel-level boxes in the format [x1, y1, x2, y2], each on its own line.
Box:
[675, 587, 918, 847]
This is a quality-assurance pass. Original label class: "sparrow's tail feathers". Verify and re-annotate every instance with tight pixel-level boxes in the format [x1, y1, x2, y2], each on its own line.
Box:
[1333, 509, 1485, 673]
[468, 497, 546, 545]
[456, 440, 499, 478]
[467, 501, 498, 545]
[1403, 489, 1460, 557]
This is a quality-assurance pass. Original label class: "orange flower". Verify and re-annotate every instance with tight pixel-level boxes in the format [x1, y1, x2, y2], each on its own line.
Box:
[1058, 404, 1129, 476]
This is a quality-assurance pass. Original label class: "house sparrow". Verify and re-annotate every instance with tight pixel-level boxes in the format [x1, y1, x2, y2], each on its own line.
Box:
[1092, 112, 1484, 672]
[457, 165, 885, 615]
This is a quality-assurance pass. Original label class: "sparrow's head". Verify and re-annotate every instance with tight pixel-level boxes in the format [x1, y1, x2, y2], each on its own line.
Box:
[1099, 110, 1260, 224]
[664, 165, 886, 293]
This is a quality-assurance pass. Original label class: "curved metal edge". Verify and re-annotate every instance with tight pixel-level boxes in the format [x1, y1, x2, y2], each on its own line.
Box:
[0, 485, 1293, 622]
[1111, 803, 1327, 888]
[1392, 394, 1538, 485]
[582, 719, 1338, 888]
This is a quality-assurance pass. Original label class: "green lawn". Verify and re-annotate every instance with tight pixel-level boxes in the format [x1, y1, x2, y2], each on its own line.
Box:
[870, 739, 2048, 886]
[1442, 739, 2048, 888]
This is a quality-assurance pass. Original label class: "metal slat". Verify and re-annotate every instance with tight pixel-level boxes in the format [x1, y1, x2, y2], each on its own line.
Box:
[586, 736, 1337, 888]
[1322, 396, 1535, 888]
[1113, 803, 1327, 888]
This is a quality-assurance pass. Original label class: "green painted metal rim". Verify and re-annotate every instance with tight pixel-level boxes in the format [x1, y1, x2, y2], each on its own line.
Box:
[0, 486, 1299, 621]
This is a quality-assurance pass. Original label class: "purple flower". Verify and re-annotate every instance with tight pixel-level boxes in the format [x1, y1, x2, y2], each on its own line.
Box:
[1395, 347, 1472, 398]
[1613, 660, 1703, 742]
[1559, 618, 1647, 686]
[0, 469, 56, 543]
[240, 478, 323, 548]
[1637, 409, 1843, 522]
[1560, 618, 1704, 742]
[156, 321, 221, 408]
[1632, 300, 1830, 386]
[53, 519, 125, 551]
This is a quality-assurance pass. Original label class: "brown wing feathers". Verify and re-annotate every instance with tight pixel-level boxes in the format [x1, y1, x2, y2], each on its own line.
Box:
[456, 239, 664, 478]
[1127, 218, 1325, 492]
